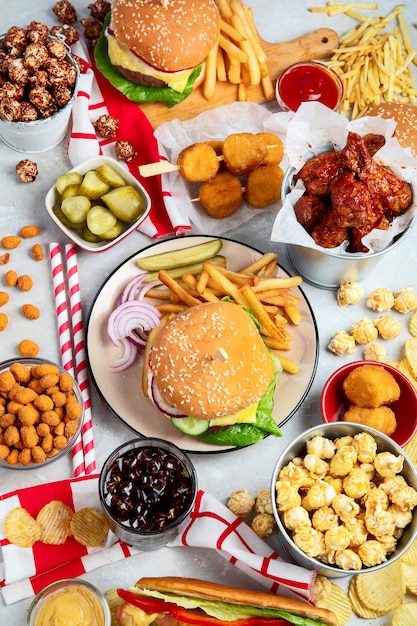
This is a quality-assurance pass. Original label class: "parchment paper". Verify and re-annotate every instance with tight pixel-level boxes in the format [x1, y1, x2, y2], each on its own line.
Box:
[154, 102, 286, 235]
[267, 102, 417, 255]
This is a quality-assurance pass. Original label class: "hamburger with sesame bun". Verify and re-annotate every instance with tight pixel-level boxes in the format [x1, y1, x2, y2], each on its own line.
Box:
[368, 102, 417, 157]
[143, 301, 282, 446]
[94, 0, 221, 106]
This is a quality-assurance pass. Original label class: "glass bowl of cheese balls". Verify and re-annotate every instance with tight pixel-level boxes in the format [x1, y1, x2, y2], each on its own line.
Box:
[0, 358, 84, 469]
[270, 422, 417, 577]
[45, 156, 151, 252]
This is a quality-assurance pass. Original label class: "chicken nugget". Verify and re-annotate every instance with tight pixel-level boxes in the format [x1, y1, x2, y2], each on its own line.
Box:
[257, 132, 284, 165]
[199, 171, 242, 218]
[343, 364, 401, 408]
[343, 404, 397, 436]
[177, 142, 219, 182]
[245, 163, 284, 208]
[222, 133, 268, 175]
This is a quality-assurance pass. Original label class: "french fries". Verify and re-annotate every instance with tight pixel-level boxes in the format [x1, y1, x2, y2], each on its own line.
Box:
[138, 243, 303, 374]
[203, 0, 274, 102]
[309, 3, 417, 118]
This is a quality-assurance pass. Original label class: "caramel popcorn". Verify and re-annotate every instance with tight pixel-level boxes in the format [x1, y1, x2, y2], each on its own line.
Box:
[93, 114, 119, 138]
[115, 140, 137, 162]
[254, 489, 273, 514]
[80, 17, 103, 41]
[227, 489, 255, 517]
[52, 0, 77, 24]
[393, 285, 417, 313]
[16, 159, 38, 183]
[363, 343, 387, 362]
[350, 318, 378, 344]
[374, 315, 402, 340]
[88, 0, 111, 22]
[49, 24, 80, 46]
[337, 281, 364, 306]
[366, 287, 394, 312]
[276, 432, 417, 570]
[250, 512, 275, 538]
[328, 330, 356, 356]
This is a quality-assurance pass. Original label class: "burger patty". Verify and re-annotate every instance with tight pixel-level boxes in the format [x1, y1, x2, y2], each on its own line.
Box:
[115, 65, 167, 87]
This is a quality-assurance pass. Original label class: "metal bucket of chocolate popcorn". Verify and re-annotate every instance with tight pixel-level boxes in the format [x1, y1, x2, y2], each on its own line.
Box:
[0, 23, 79, 153]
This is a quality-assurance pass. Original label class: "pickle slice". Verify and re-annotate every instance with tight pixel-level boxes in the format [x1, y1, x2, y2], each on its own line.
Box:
[100, 220, 124, 240]
[86, 205, 117, 235]
[95, 163, 127, 188]
[61, 183, 81, 200]
[79, 170, 111, 199]
[102, 185, 145, 222]
[61, 196, 91, 224]
[56, 172, 83, 196]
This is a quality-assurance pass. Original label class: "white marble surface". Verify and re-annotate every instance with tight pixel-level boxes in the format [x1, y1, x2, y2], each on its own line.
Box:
[2, 1, 417, 624]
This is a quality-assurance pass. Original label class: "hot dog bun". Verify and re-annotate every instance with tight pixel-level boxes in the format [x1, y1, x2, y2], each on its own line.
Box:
[135, 576, 339, 626]
[368, 102, 417, 157]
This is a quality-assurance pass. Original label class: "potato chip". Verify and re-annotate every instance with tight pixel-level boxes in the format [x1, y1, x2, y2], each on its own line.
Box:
[401, 538, 417, 565]
[405, 337, 417, 379]
[404, 433, 417, 467]
[392, 359, 417, 392]
[36, 500, 73, 545]
[70, 507, 109, 547]
[355, 559, 405, 613]
[391, 601, 417, 626]
[4, 506, 42, 548]
[410, 311, 417, 337]
[402, 561, 417, 595]
[105, 588, 124, 626]
[348, 577, 385, 619]
[316, 582, 351, 626]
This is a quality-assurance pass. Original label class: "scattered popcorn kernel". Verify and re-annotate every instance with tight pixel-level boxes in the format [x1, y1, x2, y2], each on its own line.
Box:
[363, 343, 387, 362]
[366, 287, 394, 312]
[374, 315, 402, 340]
[328, 330, 356, 356]
[393, 285, 417, 313]
[350, 318, 378, 344]
[227, 489, 255, 517]
[337, 281, 364, 306]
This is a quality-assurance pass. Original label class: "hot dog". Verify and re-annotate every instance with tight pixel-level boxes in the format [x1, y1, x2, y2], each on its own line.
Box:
[115, 577, 339, 626]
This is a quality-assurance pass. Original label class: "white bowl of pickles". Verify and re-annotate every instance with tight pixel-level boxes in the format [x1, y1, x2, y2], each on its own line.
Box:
[45, 156, 151, 252]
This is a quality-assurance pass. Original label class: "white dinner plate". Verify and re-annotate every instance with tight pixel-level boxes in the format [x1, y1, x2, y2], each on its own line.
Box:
[86, 235, 318, 453]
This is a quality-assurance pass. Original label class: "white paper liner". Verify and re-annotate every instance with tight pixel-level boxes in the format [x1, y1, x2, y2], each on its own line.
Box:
[154, 102, 287, 235]
[267, 102, 417, 255]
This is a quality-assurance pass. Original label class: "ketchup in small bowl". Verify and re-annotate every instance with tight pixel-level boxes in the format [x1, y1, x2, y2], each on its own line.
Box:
[276, 61, 343, 112]
[99, 437, 197, 550]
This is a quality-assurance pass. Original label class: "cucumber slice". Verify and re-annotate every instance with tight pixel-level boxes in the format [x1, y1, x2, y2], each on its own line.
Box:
[171, 417, 209, 435]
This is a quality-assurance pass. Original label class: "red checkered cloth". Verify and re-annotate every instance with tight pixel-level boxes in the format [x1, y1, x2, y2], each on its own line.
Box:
[67, 40, 191, 238]
[0, 476, 316, 605]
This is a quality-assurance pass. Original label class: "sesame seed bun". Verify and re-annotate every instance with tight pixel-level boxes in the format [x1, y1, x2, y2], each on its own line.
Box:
[150, 301, 275, 420]
[111, 0, 220, 73]
[135, 577, 339, 626]
[367, 102, 417, 157]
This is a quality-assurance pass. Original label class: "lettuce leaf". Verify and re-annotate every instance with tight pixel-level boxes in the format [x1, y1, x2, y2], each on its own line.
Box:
[94, 13, 201, 106]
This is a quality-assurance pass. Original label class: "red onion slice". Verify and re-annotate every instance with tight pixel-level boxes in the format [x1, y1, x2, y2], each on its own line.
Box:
[150, 377, 186, 418]
[110, 337, 138, 372]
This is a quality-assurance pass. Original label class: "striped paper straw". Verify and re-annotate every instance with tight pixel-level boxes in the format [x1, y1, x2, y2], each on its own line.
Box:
[65, 244, 97, 475]
[49, 242, 85, 477]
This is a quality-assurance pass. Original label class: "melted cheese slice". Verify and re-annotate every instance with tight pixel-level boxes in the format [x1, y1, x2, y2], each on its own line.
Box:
[107, 34, 193, 93]
[209, 402, 258, 427]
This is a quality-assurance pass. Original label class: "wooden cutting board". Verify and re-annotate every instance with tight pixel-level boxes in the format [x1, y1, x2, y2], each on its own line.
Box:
[139, 27, 339, 129]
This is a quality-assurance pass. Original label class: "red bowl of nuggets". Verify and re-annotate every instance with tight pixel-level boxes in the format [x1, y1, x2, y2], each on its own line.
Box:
[320, 360, 417, 447]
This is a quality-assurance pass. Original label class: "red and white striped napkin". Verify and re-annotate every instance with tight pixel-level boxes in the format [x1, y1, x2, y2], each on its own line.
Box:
[0, 477, 315, 606]
[67, 40, 191, 238]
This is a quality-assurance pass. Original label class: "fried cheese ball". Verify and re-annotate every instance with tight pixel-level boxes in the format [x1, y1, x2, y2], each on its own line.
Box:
[343, 404, 397, 436]
[256, 132, 284, 165]
[199, 171, 242, 218]
[177, 142, 219, 182]
[342, 364, 400, 408]
[222, 133, 267, 175]
[245, 163, 284, 208]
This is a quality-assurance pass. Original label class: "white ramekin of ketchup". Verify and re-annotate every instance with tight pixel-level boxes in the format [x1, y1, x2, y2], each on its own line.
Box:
[276, 61, 344, 112]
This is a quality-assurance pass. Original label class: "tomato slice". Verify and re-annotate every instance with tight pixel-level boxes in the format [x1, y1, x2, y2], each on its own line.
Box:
[116, 590, 292, 626]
